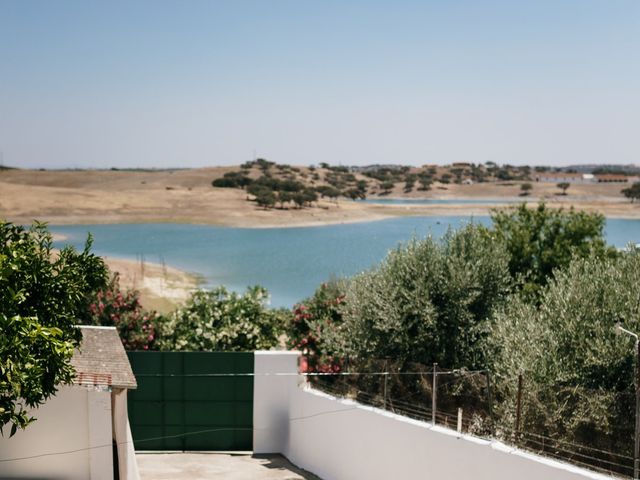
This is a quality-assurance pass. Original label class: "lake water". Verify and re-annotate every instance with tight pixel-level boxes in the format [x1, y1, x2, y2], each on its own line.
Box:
[361, 198, 520, 205]
[52, 216, 640, 308]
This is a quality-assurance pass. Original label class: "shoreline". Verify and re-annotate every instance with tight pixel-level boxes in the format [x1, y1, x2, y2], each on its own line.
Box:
[19, 200, 640, 230]
[101, 255, 200, 314]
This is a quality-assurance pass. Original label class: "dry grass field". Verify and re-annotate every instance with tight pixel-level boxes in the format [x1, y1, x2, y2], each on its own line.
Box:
[1, 166, 638, 228]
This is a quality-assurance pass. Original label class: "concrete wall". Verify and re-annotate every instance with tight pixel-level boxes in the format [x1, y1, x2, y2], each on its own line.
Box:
[0, 386, 113, 480]
[253, 351, 300, 454]
[254, 352, 612, 480]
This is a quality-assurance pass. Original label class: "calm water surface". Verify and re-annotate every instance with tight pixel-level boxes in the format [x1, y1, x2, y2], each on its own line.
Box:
[361, 198, 520, 205]
[52, 217, 640, 307]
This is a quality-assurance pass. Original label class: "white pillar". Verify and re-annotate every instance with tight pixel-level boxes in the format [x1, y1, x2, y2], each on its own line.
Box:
[253, 351, 301, 454]
[112, 388, 141, 480]
[88, 389, 114, 480]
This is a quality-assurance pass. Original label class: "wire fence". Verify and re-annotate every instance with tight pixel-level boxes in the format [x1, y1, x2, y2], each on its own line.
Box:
[302, 357, 635, 478]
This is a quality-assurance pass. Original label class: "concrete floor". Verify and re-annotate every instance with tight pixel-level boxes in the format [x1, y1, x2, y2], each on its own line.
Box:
[137, 453, 321, 480]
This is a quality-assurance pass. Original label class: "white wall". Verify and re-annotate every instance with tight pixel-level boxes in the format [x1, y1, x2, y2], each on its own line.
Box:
[254, 352, 613, 480]
[0, 386, 113, 480]
[253, 351, 300, 454]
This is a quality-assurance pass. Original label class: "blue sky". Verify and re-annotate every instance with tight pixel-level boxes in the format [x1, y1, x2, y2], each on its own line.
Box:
[1, 0, 638, 169]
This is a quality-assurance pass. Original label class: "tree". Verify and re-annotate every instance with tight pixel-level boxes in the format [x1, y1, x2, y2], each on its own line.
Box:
[439, 173, 452, 184]
[344, 188, 365, 200]
[315, 185, 341, 203]
[255, 158, 274, 173]
[491, 202, 616, 297]
[324, 224, 511, 369]
[0, 221, 108, 434]
[155, 287, 289, 351]
[380, 181, 395, 195]
[212, 171, 252, 189]
[404, 174, 417, 193]
[520, 183, 532, 196]
[488, 250, 640, 455]
[302, 188, 318, 206]
[557, 182, 570, 195]
[291, 192, 305, 209]
[247, 185, 276, 209]
[278, 191, 293, 209]
[417, 173, 432, 191]
[621, 182, 640, 203]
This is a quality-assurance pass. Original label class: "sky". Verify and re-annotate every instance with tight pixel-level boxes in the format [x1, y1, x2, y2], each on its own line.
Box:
[0, 0, 638, 169]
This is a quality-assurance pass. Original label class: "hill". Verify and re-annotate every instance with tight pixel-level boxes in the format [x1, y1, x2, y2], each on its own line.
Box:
[0, 161, 638, 227]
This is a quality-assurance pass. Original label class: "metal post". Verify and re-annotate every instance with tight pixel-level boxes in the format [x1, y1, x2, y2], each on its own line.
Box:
[485, 370, 494, 436]
[457, 408, 463, 434]
[515, 374, 523, 441]
[383, 373, 388, 410]
[432, 363, 438, 426]
[635, 340, 640, 480]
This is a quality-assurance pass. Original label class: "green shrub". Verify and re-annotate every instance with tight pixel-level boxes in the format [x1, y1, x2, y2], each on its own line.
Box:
[155, 286, 290, 351]
[324, 224, 511, 369]
[288, 281, 346, 372]
[491, 203, 617, 298]
[488, 250, 640, 455]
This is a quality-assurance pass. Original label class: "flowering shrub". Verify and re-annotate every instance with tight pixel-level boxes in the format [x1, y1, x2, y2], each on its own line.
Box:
[288, 281, 346, 373]
[154, 286, 289, 351]
[87, 274, 159, 350]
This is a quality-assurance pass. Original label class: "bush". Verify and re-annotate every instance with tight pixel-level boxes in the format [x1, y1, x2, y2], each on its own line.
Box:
[288, 281, 346, 373]
[488, 250, 640, 455]
[324, 224, 511, 369]
[491, 203, 617, 297]
[212, 171, 252, 189]
[86, 274, 159, 350]
[155, 286, 290, 351]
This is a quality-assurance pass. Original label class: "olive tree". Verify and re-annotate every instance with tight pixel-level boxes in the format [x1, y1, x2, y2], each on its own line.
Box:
[488, 250, 640, 454]
[491, 203, 616, 298]
[324, 224, 512, 369]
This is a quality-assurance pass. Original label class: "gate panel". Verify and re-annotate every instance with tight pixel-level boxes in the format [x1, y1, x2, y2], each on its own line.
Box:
[127, 351, 254, 451]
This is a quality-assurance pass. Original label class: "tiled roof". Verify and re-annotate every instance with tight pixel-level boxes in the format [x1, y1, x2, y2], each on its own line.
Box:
[70, 326, 137, 389]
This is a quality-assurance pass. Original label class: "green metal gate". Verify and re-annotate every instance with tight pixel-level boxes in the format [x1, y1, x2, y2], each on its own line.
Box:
[127, 352, 254, 451]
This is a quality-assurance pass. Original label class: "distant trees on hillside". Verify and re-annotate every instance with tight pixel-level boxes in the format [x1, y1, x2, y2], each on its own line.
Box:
[212, 171, 252, 188]
[210, 160, 572, 208]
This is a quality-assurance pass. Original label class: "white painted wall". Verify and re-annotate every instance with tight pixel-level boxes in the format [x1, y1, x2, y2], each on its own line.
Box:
[0, 386, 113, 480]
[254, 352, 613, 480]
[253, 351, 300, 454]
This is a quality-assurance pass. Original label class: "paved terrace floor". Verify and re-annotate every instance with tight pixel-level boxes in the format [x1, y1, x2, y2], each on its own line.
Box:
[137, 453, 321, 480]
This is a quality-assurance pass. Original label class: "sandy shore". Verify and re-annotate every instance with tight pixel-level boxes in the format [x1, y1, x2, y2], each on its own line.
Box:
[102, 256, 200, 314]
[1, 168, 639, 228]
